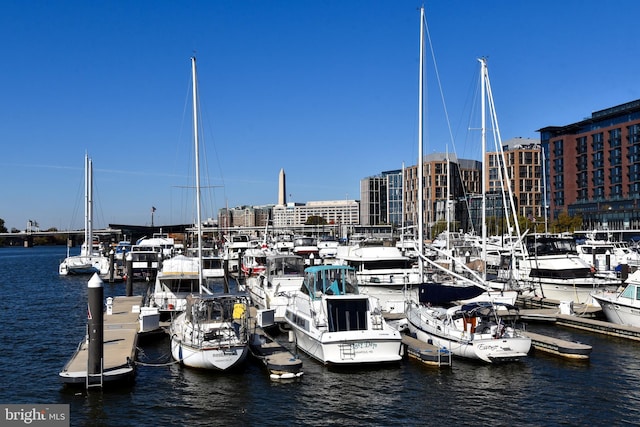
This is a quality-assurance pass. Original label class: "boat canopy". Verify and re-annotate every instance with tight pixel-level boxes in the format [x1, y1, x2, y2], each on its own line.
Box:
[301, 265, 358, 299]
[418, 283, 486, 305]
[451, 301, 518, 319]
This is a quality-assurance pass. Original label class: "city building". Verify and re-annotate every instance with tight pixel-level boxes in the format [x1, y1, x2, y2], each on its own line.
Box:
[218, 205, 272, 228]
[360, 169, 402, 226]
[539, 99, 640, 229]
[403, 153, 481, 237]
[485, 137, 544, 220]
[272, 200, 359, 228]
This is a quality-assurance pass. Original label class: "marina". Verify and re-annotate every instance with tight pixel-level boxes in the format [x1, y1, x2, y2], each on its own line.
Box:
[6, 2, 640, 426]
[5, 245, 640, 425]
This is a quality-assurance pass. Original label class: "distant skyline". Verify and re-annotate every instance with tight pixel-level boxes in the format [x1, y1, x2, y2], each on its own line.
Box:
[3, 1, 640, 231]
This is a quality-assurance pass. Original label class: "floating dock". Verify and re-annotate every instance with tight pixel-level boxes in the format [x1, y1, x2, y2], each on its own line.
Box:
[248, 308, 303, 380]
[556, 314, 640, 341]
[516, 296, 640, 342]
[401, 333, 452, 367]
[516, 296, 602, 318]
[59, 295, 143, 386]
[523, 330, 592, 360]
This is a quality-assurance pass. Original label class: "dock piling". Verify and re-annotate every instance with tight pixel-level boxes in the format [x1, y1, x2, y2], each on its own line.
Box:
[87, 273, 104, 388]
[125, 253, 133, 296]
[108, 249, 115, 283]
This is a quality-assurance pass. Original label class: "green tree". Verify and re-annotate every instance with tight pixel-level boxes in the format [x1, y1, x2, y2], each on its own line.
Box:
[0, 218, 7, 233]
[305, 215, 327, 226]
[552, 211, 582, 233]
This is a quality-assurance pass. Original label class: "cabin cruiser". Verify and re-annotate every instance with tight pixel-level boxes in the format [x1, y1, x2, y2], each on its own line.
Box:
[245, 254, 306, 322]
[284, 264, 402, 365]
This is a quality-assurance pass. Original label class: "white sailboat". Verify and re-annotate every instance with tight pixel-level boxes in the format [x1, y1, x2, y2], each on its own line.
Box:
[406, 301, 531, 363]
[405, 9, 530, 362]
[59, 154, 110, 276]
[406, 7, 488, 305]
[169, 56, 249, 370]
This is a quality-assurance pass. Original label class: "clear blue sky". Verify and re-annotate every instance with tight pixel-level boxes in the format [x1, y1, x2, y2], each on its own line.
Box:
[2, 1, 640, 231]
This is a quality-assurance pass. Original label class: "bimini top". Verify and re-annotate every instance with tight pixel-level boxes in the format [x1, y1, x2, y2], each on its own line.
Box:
[449, 301, 518, 319]
[302, 265, 358, 299]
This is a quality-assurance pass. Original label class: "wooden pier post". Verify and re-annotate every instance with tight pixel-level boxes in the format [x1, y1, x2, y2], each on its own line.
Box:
[125, 253, 133, 297]
[87, 274, 104, 388]
[108, 249, 115, 283]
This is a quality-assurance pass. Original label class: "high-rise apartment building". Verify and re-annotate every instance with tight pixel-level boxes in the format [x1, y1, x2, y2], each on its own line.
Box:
[360, 170, 402, 226]
[485, 137, 543, 219]
[403, 153, 481, 236]
[539, 99, 640, 229]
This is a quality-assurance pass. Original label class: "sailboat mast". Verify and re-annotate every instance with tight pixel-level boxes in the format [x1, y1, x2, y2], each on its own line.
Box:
[87, 156, 94, 257]
[446, 146, 450, 253]
[417, 6, 425, 278]
[191, 56, 204, 289]
[84, 154, 89, 256]
[479, 58, 487, 281]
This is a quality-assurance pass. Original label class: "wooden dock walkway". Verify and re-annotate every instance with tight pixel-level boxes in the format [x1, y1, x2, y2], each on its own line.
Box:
[523, 330, 592, 359]
[516, 296, 602, 318]
[401, 333, 452, 367]
[515, 297, 640, 342]
[59, 295, 143, 386]
[556, 314, 640, 341]
[247, 308, 303, 380]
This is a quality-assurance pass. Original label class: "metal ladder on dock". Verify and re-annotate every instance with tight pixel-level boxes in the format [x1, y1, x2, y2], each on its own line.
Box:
[86, 358, 104, 389]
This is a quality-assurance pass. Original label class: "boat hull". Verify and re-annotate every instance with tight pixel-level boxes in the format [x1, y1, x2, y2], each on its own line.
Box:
[410, 326, 530, 363]
[406, 305, 530, 363]
[289, 326, 402, 365]
[170, 338, 249, 371]
[59, 255, 110, 276]
[590, 293, 640, 327]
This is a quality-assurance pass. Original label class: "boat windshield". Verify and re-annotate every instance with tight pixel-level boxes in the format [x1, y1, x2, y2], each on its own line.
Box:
[526, 236, 576, 255]
[621, 285, 640, 301]
[268, 256, 305, 277]
[303, 267, 358, 298]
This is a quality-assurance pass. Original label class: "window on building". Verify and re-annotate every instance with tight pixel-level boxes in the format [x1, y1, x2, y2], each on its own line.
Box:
[610, 147, 622, 166]
[592, 151, 604, 168]
[553, 158, 563, 173]
[609, 128, 622, 148]
[592, 133, 604, 151]
[628, 124, 640, 144]
[553, 139, 564, 156]
[577, 136, 588, 154]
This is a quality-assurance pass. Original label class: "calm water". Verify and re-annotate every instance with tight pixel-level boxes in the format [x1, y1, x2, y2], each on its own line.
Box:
[1, 246, 639, 426]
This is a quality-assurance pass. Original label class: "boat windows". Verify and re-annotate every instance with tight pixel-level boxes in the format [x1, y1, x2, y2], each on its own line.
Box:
[326, 299, 368, 332]
[162, 277, 200, 293]
[620, 285, 640, 301]
[529, 268, 592, 279]
[351, 259, 412, 270]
